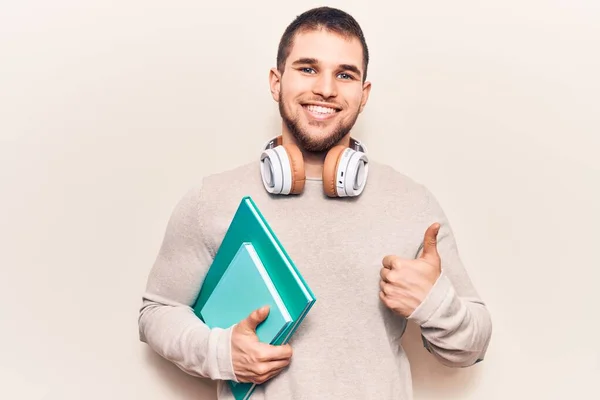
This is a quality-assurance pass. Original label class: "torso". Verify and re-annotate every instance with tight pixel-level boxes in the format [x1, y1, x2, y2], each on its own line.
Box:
[200, 161, 430, 400]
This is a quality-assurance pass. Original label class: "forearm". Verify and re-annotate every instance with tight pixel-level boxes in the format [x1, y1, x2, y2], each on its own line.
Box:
[408, 273, 492, 367]
[138, 293, 236, 381]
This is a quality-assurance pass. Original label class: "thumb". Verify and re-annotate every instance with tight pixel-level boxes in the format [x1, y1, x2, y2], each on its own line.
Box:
[240, 305, 270, 332]
[421, 222, 441, 262]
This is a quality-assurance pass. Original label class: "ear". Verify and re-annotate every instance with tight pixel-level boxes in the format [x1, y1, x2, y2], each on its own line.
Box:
[359, 80, 372, 113]
[269, 67, 282, 102]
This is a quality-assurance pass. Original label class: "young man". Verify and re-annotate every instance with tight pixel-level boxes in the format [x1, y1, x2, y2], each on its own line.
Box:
[138, 6, 492, 400]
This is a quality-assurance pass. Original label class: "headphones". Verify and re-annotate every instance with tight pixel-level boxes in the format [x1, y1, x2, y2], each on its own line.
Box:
[259, 135, 369, 197]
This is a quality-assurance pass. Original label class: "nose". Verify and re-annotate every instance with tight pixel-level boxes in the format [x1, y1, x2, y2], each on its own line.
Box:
[312, 73, 337, 99]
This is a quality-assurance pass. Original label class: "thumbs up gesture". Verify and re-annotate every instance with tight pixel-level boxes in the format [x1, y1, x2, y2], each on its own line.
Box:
[379, 223, 442, 317]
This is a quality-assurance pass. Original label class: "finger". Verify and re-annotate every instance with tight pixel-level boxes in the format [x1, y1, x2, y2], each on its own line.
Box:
[256, 343, 293, 362]
[379, 290, 390, 306]
[240, 305, 270, 332]
[254, 361, 290, 384]
[421, 223, 441, 260]
[379, 280, 393, 296]
[381, 268, 402, 286]
[252, 358, 291, 376]
[380, 267, 389, 282]
[382, 255, 398, 270]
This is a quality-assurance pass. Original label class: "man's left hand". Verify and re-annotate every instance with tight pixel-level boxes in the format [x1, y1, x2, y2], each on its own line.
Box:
[379, 222, 442, 317]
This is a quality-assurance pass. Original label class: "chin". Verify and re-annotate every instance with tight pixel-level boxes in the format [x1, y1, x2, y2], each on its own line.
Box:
[295, 129, 348, 153]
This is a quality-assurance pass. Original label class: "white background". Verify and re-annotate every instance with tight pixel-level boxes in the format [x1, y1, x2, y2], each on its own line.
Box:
[1, 1, 598, 399]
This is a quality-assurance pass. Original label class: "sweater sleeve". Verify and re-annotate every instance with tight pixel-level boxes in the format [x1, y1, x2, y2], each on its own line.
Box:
[137, 184, 237, 381]
[407, 186, 492, 368]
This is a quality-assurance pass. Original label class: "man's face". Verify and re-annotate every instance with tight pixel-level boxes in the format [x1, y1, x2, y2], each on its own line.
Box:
[270, 29, 371, 153]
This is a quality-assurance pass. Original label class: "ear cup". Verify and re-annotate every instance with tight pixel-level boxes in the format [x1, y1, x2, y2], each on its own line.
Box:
[260, 142, 305, 194]
[282, 144, 306, 194]
[322, 145, 347, 197]
[260, 147, 284, 194]
[340, 148, 368, 196]
[322, 145, 369, 197]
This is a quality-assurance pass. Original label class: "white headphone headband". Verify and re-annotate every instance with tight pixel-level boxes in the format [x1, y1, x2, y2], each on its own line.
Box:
[349, 137, 367, 154]
[259, 135, 369, 197]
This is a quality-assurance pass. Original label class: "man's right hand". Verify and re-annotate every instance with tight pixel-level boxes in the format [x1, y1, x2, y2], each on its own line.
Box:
[231, 306, 293, 385]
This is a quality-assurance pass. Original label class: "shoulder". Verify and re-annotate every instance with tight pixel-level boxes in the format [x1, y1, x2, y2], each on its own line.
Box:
[177, 160, 266, 220]
[177, 161, 261, 202]
[202, 161, 259, 185]
[364, 159, 451, 233]
[164, 161, 263, 253]
[201, 160, 267, 201]
[365, 159, 432, 205]
[166, 161, 258, 212]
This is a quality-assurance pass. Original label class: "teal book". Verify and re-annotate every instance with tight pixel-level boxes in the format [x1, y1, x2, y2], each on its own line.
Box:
[193, 196, 316, 400]
[198, 242, 293, 345]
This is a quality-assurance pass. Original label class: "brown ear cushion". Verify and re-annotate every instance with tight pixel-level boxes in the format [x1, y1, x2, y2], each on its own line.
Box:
[282, 144, 305, 194]
[322, 145, 346, 197]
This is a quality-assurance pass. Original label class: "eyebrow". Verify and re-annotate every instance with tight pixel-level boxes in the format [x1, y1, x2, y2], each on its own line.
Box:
[291, 58, 362, 78]
[339, 63, 362, 78]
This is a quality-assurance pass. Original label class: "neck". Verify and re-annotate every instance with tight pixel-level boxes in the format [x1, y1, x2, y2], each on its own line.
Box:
[280, 131, 351, 179]
[301, 151, 327, 180]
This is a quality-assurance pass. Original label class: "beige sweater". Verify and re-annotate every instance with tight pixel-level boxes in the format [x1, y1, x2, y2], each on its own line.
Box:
[138, 160, 492, 399]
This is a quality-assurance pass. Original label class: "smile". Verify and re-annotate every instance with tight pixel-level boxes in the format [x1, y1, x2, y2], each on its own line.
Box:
[302, 104, 340, 121]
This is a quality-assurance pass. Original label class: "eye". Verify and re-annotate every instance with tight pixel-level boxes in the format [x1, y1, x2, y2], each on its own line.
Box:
[338, 73, 354, 80]
[301, 67, 316, 74]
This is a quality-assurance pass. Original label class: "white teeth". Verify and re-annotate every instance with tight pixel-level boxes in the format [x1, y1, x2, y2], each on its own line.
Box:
[306, 105, 337, 114]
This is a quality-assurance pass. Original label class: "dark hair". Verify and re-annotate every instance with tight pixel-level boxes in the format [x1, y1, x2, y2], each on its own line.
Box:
[276, 7, 369, 82]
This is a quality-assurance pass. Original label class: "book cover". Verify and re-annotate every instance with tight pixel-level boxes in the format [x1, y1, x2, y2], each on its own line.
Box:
[193, 196, 316, 400]
[198, 242, 292, 345]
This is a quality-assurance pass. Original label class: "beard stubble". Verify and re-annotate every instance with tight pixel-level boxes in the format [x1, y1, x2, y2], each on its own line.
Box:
[278, 94, 359, 154]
